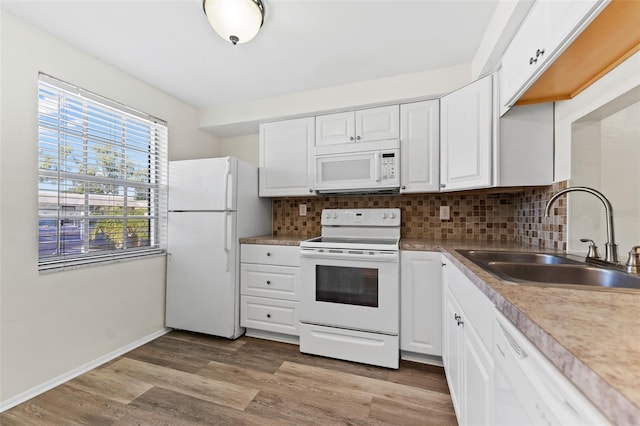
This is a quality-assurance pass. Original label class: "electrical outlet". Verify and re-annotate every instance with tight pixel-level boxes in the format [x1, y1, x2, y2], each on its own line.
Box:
[440, 205, 450, 220]
[299, 203, 307, 216]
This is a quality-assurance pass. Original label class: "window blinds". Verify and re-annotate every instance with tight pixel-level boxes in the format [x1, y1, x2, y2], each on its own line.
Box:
[37, 73, 168, 271]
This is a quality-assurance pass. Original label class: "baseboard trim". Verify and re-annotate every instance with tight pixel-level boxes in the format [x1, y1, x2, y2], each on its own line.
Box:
[0, 327, 170, 413]
[245, 328, 300, 345]
[400, 350, 444, 367]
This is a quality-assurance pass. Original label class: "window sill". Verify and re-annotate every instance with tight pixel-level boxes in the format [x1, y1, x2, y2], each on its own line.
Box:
[38, 249, 166, 274]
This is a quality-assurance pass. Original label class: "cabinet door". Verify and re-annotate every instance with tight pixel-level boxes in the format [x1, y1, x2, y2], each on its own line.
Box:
[462, 321, 493, 426]
[443, 286, 464, 422]
[400, 100, 440, 193]
[259, 117, 315, 197]
[543, 0, 601, 64]
[440, 75, 493, 191]
[499, 3, 545, 109]
[315, 111, 355, 146]
[400, 251, 442, 356]
[355, 105, 399, 143]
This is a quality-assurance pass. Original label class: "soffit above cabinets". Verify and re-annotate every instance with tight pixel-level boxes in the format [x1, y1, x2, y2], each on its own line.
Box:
[516, 0, 640, 106]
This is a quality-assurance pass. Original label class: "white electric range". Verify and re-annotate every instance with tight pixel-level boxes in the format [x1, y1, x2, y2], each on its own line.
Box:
[299, 208, 400, 369]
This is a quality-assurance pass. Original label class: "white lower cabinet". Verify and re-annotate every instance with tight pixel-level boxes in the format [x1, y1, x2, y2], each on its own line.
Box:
[240, 244, 300, 341]
[493, 310, 609, 425]
[442, 259, 494, 426]
[400, 251, 442, 359]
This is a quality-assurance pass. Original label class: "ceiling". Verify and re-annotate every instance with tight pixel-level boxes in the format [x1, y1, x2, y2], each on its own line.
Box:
[1, 0, 501, 110]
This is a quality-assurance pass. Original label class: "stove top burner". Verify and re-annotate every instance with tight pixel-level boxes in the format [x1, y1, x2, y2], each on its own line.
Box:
[306, 237, 399, 245]
[302, 208, 401, 252]
[301, 236, 399, 252]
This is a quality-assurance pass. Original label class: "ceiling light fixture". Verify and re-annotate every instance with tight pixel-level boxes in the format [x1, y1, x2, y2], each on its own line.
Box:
[202, 0, 265, 46]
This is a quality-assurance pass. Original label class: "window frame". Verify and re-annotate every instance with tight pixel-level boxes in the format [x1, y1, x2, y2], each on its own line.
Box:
[37, 73, 168, 271]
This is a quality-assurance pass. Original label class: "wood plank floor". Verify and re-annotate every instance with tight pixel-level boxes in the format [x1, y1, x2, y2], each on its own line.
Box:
[1, 331, 456, 425]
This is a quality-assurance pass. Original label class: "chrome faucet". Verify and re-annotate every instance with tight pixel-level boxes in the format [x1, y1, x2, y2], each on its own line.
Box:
[544, 186, 619, 264]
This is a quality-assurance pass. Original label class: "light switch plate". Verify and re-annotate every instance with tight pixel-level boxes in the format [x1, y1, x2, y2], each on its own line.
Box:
[440, 205, 450, 220]
[299, 203, 307, 216]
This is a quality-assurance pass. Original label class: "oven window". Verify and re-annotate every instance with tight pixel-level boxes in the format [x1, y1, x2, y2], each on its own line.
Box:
[315, 265, 378, 307]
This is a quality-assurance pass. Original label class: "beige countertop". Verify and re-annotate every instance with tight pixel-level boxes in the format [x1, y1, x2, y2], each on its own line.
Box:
[242, 235, 640, 424]
[240, 234, 305, 246]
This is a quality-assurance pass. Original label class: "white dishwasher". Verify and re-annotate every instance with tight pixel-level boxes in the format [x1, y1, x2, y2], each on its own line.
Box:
[493, 309, 609, 426]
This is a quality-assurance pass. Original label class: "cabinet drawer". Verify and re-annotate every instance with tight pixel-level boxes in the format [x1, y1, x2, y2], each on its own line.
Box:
[241, 244, 300, 267]
[241, 264, 300, 300]
[241, 296, 299, 336]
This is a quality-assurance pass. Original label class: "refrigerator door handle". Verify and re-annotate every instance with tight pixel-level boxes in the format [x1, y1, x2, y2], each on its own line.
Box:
[223, 157, 232, 210]
[223, 211, 231, 271]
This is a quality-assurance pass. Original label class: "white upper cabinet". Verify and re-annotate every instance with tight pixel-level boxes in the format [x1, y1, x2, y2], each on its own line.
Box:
[440, 75, 493, 191]
[440, 73, 553, 192]
[500, 0, 607, 110]
[315, 105, 399, 148]
[259, 117, 315, 197]
[400, 100, 440, 193]
[314, 111, 355, 146]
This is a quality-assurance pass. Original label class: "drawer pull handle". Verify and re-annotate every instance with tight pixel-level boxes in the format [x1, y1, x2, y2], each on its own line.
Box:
[266, 280, 271, 285]
[266, 313, 271, 318]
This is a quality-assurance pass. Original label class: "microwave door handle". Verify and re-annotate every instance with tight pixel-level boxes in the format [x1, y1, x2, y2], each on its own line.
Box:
[374, 152, 381, 182]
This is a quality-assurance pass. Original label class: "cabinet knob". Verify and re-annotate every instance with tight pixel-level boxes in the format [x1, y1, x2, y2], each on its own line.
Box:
[266, 280, 271, 285]
[454, 314, 461, 321]
[309, 188, 313, 193]
[356, 136, 361, 140]
[440, 184, 446, 188]
[266, 313, 271, 319]
[536, 48, 545, 58]
[529, 57, 537, 65]
[349, 136, 354, 141]
[401, 185, 406, 190]
[266, 252, 271, 256]
[457, 318, 464, 326]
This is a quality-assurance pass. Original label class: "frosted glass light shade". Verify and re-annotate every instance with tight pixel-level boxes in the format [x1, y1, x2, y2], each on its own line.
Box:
[203, 0, 264, 45]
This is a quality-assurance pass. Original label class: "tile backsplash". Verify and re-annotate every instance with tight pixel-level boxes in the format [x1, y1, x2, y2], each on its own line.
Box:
[514, 181, 568, 250]
[272, 181, 568, 249]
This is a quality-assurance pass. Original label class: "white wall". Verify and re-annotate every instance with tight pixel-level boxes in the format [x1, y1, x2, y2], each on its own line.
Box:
[555, 51, 640, 255]
[569, 102, 640, 255]
[221, 134, 260, 167]
[200, 63, 472, 137]
[555, 51, 640, 181]
[0, 10, 220, 407]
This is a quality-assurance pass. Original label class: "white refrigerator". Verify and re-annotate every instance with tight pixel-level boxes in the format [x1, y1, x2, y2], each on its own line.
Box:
[166, 156, 271, 338]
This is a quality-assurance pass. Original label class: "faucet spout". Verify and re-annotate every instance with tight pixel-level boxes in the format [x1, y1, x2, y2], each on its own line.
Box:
[544, 186, 618, 263]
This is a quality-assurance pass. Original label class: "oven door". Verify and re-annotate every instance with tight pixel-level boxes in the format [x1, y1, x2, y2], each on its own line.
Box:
[299, 247, 399, 335]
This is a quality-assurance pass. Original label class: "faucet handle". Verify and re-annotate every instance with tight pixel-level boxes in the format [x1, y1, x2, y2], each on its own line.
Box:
[580, 238, 601, 260]
[626, 246, 640, 274]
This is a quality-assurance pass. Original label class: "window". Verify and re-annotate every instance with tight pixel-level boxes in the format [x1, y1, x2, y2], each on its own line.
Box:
[37, 73, 168, 271]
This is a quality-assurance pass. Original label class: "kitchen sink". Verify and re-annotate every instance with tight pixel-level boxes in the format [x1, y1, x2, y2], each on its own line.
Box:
[457, 249, 640, 291]
[488, 262, 640, 290]
[458, 250, 581, 265]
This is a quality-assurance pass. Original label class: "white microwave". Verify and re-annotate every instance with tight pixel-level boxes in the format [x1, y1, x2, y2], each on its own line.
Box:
[315, 148, 400, 194]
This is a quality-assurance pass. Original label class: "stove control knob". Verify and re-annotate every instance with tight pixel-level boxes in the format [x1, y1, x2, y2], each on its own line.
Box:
[333, 213, 339, 219]
[325, 212, 331, 219]
[381, 212, 387, 219]
[389, 212, 395, 219]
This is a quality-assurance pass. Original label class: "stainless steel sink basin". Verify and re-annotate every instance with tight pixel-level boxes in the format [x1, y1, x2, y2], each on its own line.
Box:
[488, 262, 640, 290]
[457, 249, 640, 291]
[458, 250, 581, 265]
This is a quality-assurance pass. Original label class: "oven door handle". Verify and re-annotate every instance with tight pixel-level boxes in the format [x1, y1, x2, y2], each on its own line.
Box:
[300, 248, 398, 262]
